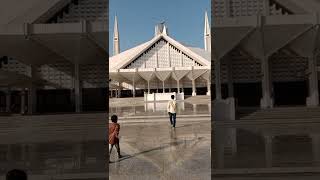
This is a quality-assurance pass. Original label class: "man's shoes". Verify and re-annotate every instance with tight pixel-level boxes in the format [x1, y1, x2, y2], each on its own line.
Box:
[118, 155, 123, 159]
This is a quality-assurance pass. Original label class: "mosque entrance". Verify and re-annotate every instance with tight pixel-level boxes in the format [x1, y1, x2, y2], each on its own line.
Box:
[273, 81, 307, 106]
[37, 89, 73, 113]
[233, 83, 261, 107]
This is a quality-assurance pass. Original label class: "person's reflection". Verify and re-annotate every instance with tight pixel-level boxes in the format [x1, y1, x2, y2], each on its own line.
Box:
[170, 128, 178, 146]
[6, 169, 27, 180]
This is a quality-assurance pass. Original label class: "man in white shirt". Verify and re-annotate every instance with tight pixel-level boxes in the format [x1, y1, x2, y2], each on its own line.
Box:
[167, 95, 177, 128]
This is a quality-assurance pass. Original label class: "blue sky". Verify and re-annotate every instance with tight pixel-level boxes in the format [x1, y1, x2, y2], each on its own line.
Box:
[109, 0, 211, 54]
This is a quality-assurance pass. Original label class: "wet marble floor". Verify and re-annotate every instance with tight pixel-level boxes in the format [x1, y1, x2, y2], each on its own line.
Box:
[212, 118, 320, 179]
[0, 113, 107, 180]
[109, 98, 211, 117]
[109, 120, 211, 180]
[0, 113, 210, 180]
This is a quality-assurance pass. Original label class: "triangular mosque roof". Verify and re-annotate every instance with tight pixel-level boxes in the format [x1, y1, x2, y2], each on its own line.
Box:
[109, 34, 211, 71]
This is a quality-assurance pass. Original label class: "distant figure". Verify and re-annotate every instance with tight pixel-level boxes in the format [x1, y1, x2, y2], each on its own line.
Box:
[6, 169, 27, 180]
[167, 95, 177, 128]
[109, 115, 122, 161]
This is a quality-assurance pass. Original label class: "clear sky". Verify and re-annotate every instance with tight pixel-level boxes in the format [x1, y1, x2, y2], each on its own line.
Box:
[109, 0, 211, 54]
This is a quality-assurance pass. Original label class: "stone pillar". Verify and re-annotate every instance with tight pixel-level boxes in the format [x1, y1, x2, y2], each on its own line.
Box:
[5, 88, 11, 113]
[215, 59, 222, 99]
[181, 82, 184, 93]
[227, 58, 234, 97]
[192, 79, 196, 96]
[264, 135, 273, 168]
[162, 81, 165, 93]
[263, 0, 270, 15]
[118, 82, 122, 98]
[28, 85, 37, 114]
[74, 62, 82, 113]
[176, 80, 180, 93]
[118, 89, 121, 98]
[207, 80, 211, 96]
[260, 57, 273, 108]
[307, 55, 319, 106]
[132, 79, 136, 97]
[192, 104, 197, 114]
[20, 90, 26, 114]
[147, 81, 150, 94]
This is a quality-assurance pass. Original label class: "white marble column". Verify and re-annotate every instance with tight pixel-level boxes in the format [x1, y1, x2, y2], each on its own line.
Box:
[181, 82, 184, 93]
[207, 80, 211, 96]
[307, 55, 319, 106]
[176, 80, 180, 93]
[215, 59, 222, 99]
[147, 81, 150, 94]
[162, 81, 165, 93]
[132, 79, 136, 97]
[192, 79, 196, 96]
[118, 83, 122, 98]
[261, 57, 273, 108]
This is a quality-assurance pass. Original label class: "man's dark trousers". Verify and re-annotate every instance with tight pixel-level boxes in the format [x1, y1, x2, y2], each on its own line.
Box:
[169, 112, 176, 127]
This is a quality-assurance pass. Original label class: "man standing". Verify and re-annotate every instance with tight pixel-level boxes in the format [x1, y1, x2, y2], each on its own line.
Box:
[167, 95, 177, 128]
[109, 115, 122, 162]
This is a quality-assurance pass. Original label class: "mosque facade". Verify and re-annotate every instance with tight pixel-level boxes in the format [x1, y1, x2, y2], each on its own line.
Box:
[109, 12, 211, 99]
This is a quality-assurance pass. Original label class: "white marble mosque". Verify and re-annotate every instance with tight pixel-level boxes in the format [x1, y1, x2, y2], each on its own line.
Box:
[109, 12, 211, 100]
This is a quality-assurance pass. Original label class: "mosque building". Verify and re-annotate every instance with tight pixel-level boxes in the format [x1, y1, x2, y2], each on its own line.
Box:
[0, 0, 108, 114]
[213, 0, 320, 108]
[109, 12, 211, 100]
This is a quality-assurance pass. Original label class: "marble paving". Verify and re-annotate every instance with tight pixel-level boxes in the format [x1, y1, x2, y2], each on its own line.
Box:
[109, 121, 211, 180]
[212, 117, 320, 179]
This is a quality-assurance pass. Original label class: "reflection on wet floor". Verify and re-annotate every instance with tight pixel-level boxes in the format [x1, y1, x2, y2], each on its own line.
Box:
[0, 140, 106, 178]
[109, 121, 211, 180]
[213, 121, 320, 170]
[0, 114, 108, 179]
[109, 101, 211, 117]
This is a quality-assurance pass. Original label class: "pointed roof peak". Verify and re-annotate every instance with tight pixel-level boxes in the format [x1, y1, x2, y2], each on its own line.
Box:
[162, 24, 167, 35]
[154, 22, 168, 36]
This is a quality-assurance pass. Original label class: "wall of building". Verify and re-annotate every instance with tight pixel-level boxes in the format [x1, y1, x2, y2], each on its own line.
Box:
[0, 0, 63, 24]
[212, 0, 295, 17]
[126, 39, 201, 69]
